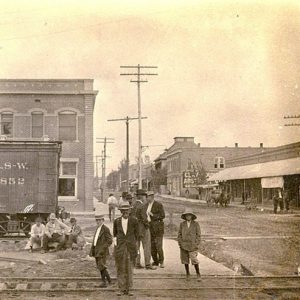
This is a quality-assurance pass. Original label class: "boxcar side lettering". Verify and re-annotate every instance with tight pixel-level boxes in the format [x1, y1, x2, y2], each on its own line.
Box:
[16, 162, 27, 169]
[4, 162, 12, 169]
[18, 178, 25, 185]
[0, 178, 7, 184]
[8, 178, 16, 185]
[0, 177, 25, 185]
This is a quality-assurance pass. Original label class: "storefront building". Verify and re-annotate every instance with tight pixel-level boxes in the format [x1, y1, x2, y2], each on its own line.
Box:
[0, 79, 98, 211]
[209, 142, 300, 207]
[160, 137, 272, 197]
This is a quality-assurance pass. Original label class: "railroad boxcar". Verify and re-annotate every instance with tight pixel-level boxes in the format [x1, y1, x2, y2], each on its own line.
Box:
[0, 140, 62, 236]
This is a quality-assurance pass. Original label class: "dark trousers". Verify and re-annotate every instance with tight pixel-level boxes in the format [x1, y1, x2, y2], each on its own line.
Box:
[65, 234, 77, 249]
[273, 199, 278, 214]
[43, 233, 65, 250]
[284, 199, 290, 211]
[150, 233, 164, 265]
[108, 205, 115, 221]
[115, 247, 133, 292]
[95, 256, 108, 272]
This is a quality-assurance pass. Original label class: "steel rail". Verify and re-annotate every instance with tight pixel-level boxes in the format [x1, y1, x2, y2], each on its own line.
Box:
[1, 275, 300, 280]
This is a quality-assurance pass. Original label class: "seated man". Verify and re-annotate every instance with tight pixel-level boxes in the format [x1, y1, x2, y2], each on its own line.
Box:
[41, 213, 71, 253]
[65, 217, 85, 249]
[29, 217, 45, 252]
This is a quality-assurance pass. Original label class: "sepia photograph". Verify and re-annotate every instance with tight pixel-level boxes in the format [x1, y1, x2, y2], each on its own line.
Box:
[0, 0, 299, 299]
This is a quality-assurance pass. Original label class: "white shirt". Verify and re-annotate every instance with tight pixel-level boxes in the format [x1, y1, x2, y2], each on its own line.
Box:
[93, 224, 103, 246]
[121, 217, 128, 235]
[30, 223, 45, 237]
[187, 221, 191, 228]
[107, 196, 118, 206]
[146, 201, 154, 222]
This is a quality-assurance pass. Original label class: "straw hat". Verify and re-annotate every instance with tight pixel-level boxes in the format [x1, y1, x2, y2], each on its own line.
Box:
[95, 214, 105, 220]
[118, 201, 132, 211]
[181, 208, 197, 220]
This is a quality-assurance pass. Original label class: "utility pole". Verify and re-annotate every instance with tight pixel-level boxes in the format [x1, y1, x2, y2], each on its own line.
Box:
[108, 116, 147, 193]
[284, 115, 300, 126]
[96, 137, 114, 202]
[94, 155, 101, 189]
[120, 64, 158, 189]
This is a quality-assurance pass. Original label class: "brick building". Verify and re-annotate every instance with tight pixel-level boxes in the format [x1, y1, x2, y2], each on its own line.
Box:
[209, 142, 300, 207]
[0, 79, 98, 211]
[156, 137, 272, 197]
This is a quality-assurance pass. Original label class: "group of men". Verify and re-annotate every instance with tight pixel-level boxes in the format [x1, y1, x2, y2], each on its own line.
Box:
[29, 214, 85, 253]
[273, 188, 290, 214]
[29, 189, 202, 296]
[90, 189, 166, 296]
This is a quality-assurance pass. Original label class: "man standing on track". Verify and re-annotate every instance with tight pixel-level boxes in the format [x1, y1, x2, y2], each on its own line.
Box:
[133, 189, 156, 270]
[147, 191, 165, 268]
[89, 214, 113, 288]
[113, 201, 139, 296]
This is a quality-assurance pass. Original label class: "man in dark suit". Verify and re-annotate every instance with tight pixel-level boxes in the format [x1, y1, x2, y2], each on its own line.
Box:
[89, 214, 113, 288]
[133, 189, 156, 270]
[113, 201, 139, 296]
[146, 191, 165, 268]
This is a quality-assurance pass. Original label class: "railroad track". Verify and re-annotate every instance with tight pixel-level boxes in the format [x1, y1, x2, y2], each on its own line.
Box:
[0, 235, 27, 241]
[0, 275, 299, 296]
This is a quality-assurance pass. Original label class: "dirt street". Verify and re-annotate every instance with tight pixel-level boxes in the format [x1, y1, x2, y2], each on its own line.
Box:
[163, 203, 300, 276]
[0, 205, 299, 279]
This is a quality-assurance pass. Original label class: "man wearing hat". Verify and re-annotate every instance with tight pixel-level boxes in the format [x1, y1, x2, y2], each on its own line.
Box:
[89, 214, 113, 288]
[113, 201, 139, 296]
[65, 218, 85, 250]
[146, 191, 165, 268]
[29, 217, 45, 252]
[133, 189, 156, 270]
[125, 193, 133, 206]
[41, 213, 71, 253]
[177, 208, 201, 281]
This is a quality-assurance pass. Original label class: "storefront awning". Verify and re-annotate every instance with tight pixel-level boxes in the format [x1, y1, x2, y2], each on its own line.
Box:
[208, 157, 300, 182]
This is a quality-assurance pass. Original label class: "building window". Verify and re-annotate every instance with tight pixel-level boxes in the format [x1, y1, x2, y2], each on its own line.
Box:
[58, 161, 77, 198]
[214, 156, 225, 169]
[31, 112, 44, 138]
[219, 157, 225, 168]
[0, 112, 13, 136]
[58, 111, 77, 141]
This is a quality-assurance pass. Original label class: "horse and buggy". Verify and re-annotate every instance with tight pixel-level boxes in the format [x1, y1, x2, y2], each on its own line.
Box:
[204, 185, 231, 207]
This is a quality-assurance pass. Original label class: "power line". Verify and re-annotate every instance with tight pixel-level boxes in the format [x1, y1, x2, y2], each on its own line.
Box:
[120, 64, 158, 189]
[108, 116, 147, 192]
[284, 114, 300, 126]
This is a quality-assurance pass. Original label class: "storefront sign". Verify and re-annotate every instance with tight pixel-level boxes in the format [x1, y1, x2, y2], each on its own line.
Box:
[261, 176, 284, 188]
[183, 171, 202, 188]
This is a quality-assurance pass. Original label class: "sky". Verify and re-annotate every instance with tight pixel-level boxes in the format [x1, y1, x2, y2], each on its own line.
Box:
[0, 0, 299, 173]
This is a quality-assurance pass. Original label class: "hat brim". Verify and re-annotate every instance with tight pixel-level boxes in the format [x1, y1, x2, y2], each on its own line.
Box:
[181, 213, 197, 220]
[118, 206, 132, 211]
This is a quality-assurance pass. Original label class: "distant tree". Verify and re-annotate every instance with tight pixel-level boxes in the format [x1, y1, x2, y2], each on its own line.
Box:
[185, 159, 208, 198]
[106, 170, 119, 190]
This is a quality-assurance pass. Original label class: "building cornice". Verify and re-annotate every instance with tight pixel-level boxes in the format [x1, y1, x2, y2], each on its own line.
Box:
[0, 79, 98, 95]
[0, 91, 98, 95]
